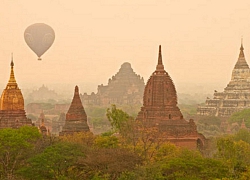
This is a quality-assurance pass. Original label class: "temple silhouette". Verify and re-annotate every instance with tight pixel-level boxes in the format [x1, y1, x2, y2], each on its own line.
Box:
[0, 56, 32, 128]
[198, 41, 250, 117]
[81, 62, 145, 106]
[60, 86, 90, 135]
[136, 46, 206, 149]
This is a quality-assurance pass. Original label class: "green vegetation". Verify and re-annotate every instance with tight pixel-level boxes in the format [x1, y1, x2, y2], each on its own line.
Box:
[229, 109, 250, 127]
[196, 116, 223, 138]
[1, 107, 250, 179]
[0, 126, 41, 179]
[179, 104, 197, 117]
[85, 104, 141, 134]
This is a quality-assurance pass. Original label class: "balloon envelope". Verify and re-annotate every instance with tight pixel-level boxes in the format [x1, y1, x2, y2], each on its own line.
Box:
[24, 23, 55, 60]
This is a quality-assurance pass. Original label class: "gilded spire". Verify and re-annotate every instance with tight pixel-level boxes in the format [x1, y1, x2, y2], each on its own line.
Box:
[156, 45, 164, 71]
[8, 53, 17, 84]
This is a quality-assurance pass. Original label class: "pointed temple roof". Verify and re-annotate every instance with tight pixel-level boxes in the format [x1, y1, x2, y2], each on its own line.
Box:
[234, 41, 249, 69]
[0, 56, 24, 111]
[9, 54, 17, 85]
[39, 118, 48, 134]
[136, 46, 206, 149]
[142, 45, 180, 111]
[156, 45, 164, 71]
[67, 86, 86, 113]
[60, 86, 90, 135]
[197, 40, 250, 117]
[0, 55, 32, 128]
[223, 40, 250, 91]
[240, 119, 247, 129]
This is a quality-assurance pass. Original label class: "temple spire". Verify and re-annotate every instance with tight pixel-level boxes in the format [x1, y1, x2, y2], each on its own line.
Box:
[8, 53, 16, 84]
[234, 39, 249, 69]
[156, 45, 164, 71]
[239, 38, 245, 58]
[75, 85, 79, 94]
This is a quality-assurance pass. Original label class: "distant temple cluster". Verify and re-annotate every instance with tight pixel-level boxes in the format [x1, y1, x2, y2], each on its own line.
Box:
[198, 42, 250, 117]
[81, 62, 145, 106]
[28, 84, 59, 102]
[1, 45, 224, 150]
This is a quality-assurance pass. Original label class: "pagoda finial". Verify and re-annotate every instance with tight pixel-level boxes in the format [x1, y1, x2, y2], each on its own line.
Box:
[156, 45, 164, 71]
[8, 53, 16, 84]
[75, 85, 79, 94]
[158, 45, 162, 65]
[239, 38, 245, 58]
[11, 53, 14, 67]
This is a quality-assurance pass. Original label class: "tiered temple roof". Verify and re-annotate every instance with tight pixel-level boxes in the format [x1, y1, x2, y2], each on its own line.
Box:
[81, 62, 145, 106]
[0, 56, 32, 128]
[136, 46, 206, 149]
[197, 41, 250, 117]
[59, 86, 90, 135]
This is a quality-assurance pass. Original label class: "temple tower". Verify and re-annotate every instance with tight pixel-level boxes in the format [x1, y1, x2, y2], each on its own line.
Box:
[197, 41, 250, 117]
[60, 86, 90, 135]
[39, 118, 48, 136]
[81, 62, 145, 106]
[137, 46, 206, 149]
[0, 56, 32, 128]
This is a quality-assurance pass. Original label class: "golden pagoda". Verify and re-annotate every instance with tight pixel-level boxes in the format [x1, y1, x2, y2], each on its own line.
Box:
[0, 55, 32, 128]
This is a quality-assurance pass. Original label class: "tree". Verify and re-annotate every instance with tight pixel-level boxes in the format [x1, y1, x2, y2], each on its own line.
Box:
[233, 129, 250, 144]
[76, 148, 142, 180]
[0, 126, 41, 179]
[216, 135, 250, 178]
[133, 119, 167, 162]
[20, 142, 84, 180]
[106, 104, 130, 132]
[119, 149, 229, 180]
[161, 149, 229, 180]
[60, 132, 95, 146]
[94, 134, 119, 148]
[106, 104, 167, 162]
[229, 109, 250, 127]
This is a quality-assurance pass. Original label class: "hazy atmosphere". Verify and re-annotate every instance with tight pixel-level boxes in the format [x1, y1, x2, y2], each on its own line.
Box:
[1, 0, 250, 95]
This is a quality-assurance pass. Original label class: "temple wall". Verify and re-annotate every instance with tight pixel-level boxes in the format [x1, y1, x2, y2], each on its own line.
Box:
[167, 138, 201, 150]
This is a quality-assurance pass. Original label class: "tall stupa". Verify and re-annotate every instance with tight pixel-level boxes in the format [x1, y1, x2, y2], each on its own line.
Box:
[0, 56, 32, 128]
[136, 46, 206, 149]
[197, 41, 250, 117]
[60, 86, 90, 135]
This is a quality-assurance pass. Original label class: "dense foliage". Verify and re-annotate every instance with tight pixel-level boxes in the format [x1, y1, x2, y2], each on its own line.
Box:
[1, 106, 250, 179]
[229, 109, 250, 127]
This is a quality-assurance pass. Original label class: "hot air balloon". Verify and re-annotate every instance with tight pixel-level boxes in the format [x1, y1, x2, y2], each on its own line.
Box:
[24, 23, 55, 60]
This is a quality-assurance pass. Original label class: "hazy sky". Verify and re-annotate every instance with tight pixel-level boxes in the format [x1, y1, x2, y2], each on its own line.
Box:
[1, 0, 250, 94]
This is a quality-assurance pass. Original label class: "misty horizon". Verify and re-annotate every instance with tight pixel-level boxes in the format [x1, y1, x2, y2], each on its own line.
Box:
[1, 0, 249, 98]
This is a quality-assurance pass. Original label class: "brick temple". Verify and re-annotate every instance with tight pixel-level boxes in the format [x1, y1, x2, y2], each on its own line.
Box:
[136, 46, 206, 149]
[59, 86, 90, 135]
[197, 42, 250, 117]
[0, 57, 32, 128]
[81, 62, 145, 106]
